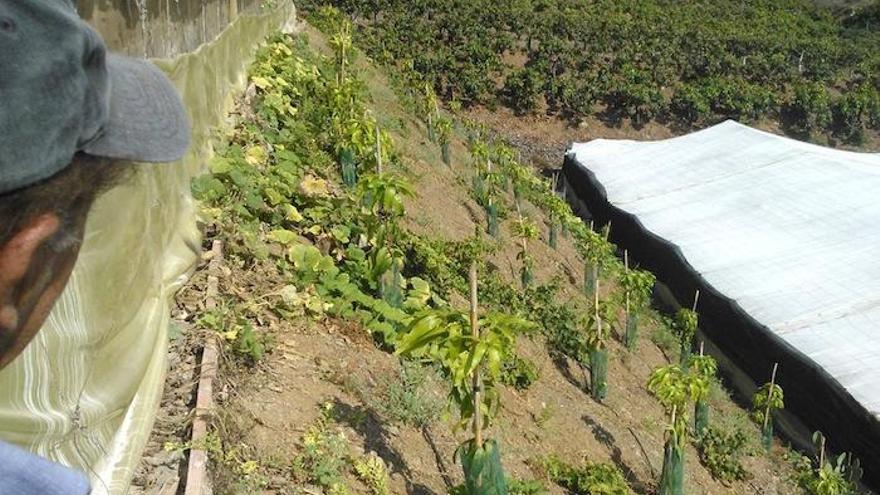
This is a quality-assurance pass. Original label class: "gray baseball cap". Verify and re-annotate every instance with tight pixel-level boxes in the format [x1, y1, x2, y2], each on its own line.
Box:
[0, 0, 190, 195]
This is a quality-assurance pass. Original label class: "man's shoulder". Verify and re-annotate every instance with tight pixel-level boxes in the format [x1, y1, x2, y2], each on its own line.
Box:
[0, 440, 90, 495]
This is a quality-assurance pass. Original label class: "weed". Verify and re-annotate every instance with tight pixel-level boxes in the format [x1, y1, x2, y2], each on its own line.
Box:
[353, 454, 392, 495]
[500, 354, 540, 391]
[193, 430, 271, 493]
[534, 402, 556, 429]
[508, 478, 549, 494]
[450, 477, 547, 495]
[651, 320, 680, 360]
[292, 403, 351, 494]
[197, 304, 266, 363]
[538, 455, 630, 495]
[370, 361, 443, 428]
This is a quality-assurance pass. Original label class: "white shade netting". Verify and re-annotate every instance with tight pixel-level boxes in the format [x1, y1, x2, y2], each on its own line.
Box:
[563, 120, 880, 486]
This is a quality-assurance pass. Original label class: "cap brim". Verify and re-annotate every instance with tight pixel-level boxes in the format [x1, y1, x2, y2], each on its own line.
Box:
[81, 54, 190, 163]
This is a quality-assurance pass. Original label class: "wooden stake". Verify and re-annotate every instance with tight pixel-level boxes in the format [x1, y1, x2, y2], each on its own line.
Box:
[819, 434, 826, 468]
[692, 290, 700, 312]
[604, 222, 612, 240]
[763, 362, 779, 430]
[699, 341, 705, 357]
[670, 404, 677, 441]
[595, 278, 601, 340]
[624, 251, 631, 315]
[375, 126, 383, 175]
[469, 262, 483, 449]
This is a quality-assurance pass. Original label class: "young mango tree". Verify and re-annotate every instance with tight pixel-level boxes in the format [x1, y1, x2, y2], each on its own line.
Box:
[328, 21, 352, 84]
[356, 173, 414, 306]
[506, 159, 532, 211]
[470, 140, 490, 201]
[620, 251, 656, 349]
[483, 171, 504, 238]
[797, 431, 862, 495]
[688, 345, 717, 434]
[395, 264, 534, 494]
[647, 364, 704, 495]
[578, 226, 614, 298]
[512, 215, 539, 288]
[751, 363, 784, 451]
[544, 194, 570, 250]
[436, 115, 454, 166]
[470, 141, 504, 237]
[423, 83, 440, 142]
[585, 281, 617, 401]
[672, 307, 698, 367]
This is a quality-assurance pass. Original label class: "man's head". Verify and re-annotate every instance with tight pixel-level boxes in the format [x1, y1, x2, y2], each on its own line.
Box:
[0, 0, 190, 368]
[0, 155, 128, 368]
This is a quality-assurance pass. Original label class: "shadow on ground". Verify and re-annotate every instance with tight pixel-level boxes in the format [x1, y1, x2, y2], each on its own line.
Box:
[583, 415, 652, 495]
[331, 398, 446, 494]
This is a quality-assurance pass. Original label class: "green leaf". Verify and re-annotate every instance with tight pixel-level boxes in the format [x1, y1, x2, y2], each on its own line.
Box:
[396, 313, 448, 355]
[331, 225, 351, 243]
[268, 229, 299, 245]
[263, 187, 286, 205]
[191, 175, 227, 202]
[403, 277, 432, 310]
[209, 156, 233, 174]
[283, 204, 304, 222]
[369, 246, 393, 282]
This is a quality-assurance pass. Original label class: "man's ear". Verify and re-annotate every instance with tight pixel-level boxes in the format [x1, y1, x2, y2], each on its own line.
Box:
[0, 214, 61, 302]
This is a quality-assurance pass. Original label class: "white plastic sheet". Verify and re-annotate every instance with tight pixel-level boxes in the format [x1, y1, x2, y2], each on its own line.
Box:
[568, 120, 880, 417]
[0, 3, 294, 493]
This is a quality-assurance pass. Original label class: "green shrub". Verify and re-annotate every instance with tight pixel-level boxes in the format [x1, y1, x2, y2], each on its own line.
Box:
[322, 0, 877, 133]
[788, 432, 863, 495]
[695, 426, 750, 484]
[539, 455, 630, 495]
[603, 63, 666, 125]
[835, 83, 880, 144]
[306, 5, 348, 34]
[788, 82, 832, 134]
[503, 67, 545, 115]
[791, 454, 859, 495]
[651, 320, 680, 360]
[500, 353, 540, 391]
[508, 478, 549, 494]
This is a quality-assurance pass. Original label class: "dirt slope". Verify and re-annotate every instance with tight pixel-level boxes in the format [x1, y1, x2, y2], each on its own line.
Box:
[134, 22, 805, 495]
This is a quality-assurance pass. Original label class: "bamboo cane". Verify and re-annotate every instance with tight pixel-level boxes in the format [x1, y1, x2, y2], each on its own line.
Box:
[763, 362, 779, 431]
[469, 262, 483, 449]
[624, 250, 631, 315]
[375, 125, 383, 175]
[595, 278, 601, 341]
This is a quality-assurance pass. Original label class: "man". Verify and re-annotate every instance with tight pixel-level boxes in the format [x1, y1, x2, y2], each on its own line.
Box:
[0, 0, 190, 492]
